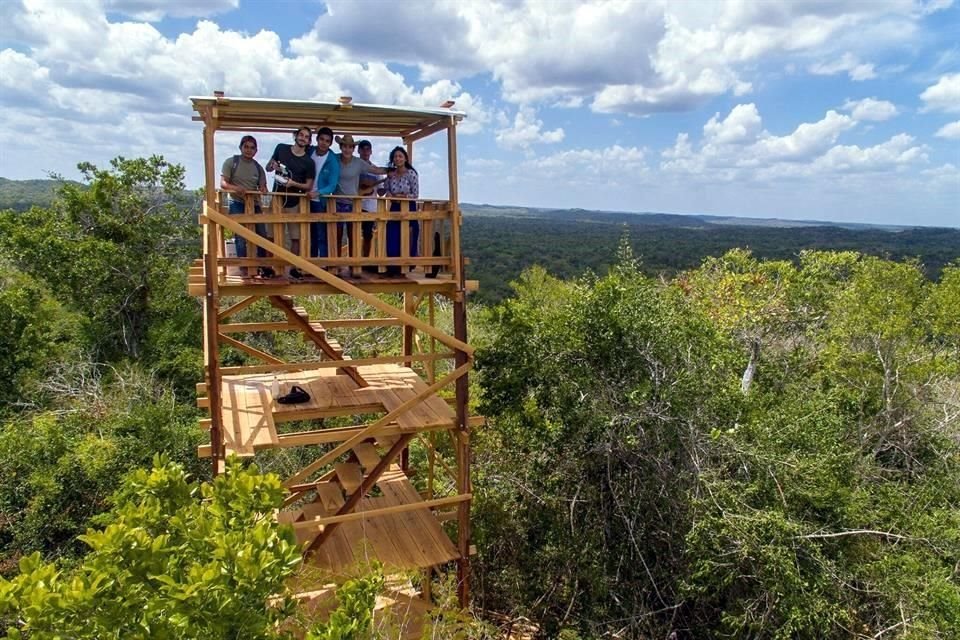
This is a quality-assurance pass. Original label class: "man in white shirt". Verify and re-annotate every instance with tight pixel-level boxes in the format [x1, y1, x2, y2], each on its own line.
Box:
[357, 139, 381, 259]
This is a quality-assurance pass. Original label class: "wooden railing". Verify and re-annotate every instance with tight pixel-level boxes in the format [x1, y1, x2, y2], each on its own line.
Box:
[211, 191, 457, 278]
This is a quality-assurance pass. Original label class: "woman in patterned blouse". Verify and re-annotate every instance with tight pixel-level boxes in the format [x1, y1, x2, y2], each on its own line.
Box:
[383, 146, 420, 273]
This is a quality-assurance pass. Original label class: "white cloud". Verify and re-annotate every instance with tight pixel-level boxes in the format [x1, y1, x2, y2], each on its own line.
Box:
[920, 73, 960, 113]
[530, 145, 647, 181]
[657, 104, 931, 186]
[809, 52, 877, 81]
[285, 1, 934, 117]
[495, 107, 564, 151]
[703, 103, 763, 145]
[935, 120, 960, 139]
[843, 97, 899, 121]
[810, 134, 928, 173]
[749, 110, 856, 164]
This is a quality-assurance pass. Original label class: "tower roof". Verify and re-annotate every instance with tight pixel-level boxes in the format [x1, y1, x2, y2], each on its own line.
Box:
[190, 95, 465, 139]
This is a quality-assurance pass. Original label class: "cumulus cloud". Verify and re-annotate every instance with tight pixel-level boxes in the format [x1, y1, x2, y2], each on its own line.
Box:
[935, 121, 960, 139]
[285, 0, 934, 116]
[809, 52, 877, 81]
[810, 134, 928, 174]
[1, 1, 491, 133]
[843, 97, 899, 121]
[528, 145, 648, 185]
[495, 107, 565, 151]
[920, 73, 960, 113]
[750, 111, 856, 164]
[658, 103, 931, 186]
[703, 103, 763, 145]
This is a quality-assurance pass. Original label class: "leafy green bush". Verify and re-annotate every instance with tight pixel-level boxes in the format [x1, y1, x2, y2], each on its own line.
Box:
[0, 365, 205, 565]
[0, 456, 302, 639]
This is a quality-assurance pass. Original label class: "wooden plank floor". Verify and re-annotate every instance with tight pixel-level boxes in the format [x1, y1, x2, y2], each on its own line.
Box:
[214, 364, 456, 456]
[301, 463, 460, 573]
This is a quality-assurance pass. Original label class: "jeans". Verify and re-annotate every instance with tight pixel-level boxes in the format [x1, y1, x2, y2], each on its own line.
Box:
[308, 199, 344, 257]
[386, 200, 419, 259]
[228, 200, 266, 258]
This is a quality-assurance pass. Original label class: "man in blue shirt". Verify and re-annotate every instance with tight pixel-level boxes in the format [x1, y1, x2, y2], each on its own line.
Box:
[308, 126, 340, 258]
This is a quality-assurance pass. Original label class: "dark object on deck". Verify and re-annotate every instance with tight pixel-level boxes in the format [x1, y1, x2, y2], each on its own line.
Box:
[276, 385, 311, 404]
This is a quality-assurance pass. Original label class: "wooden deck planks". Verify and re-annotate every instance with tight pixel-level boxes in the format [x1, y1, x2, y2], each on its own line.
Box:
[305, 463, 459, 572]
[220, 379, 279, 456]
[213, 363, 458, 459]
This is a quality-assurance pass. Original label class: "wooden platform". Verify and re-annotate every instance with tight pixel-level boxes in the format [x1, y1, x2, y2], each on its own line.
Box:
[187, 261, 477, 297]
[286, 464, 461, 572]
[205, 364, 457, 458]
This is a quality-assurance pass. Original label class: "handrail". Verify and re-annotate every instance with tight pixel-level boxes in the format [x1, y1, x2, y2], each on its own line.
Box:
[211, 191, 455, 278]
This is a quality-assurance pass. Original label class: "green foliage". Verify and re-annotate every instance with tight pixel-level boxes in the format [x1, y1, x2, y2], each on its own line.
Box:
[461, 211, 960, 305]
[305, 569, 384, 640]
[0, 178, 61, 212]
[0, 365, 205, 564]
[0, 457, 302, 639]
[474, 249, 960, 638]
[0, 261, 85, 409]
[0, 157, 201, 388]
[474, 258, 742, 636]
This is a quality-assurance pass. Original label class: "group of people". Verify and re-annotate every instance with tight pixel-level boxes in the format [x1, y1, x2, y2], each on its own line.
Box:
[220, 126, 420, 278]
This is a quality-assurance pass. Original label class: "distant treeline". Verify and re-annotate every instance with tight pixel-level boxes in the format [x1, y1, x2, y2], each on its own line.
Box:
[462, 213, 960, 303]
[0, 178, 64, 211]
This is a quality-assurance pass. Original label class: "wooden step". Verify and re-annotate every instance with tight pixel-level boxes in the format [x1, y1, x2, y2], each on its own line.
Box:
[377, 435, 399, 449]
[316, 483, 345, 511]
[334, 462, 363, 494]
[353, 442, 381, 471]
[300, 501, 328, 519]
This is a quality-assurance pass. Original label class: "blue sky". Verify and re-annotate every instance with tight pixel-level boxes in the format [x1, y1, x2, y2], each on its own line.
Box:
[1, 0, 958, 226]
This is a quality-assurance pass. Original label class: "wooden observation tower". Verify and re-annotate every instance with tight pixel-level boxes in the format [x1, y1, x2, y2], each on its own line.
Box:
[188, 95, 478, 611]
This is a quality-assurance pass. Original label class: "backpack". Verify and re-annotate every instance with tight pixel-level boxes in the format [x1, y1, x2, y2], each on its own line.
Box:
[229, 155, 265, 187]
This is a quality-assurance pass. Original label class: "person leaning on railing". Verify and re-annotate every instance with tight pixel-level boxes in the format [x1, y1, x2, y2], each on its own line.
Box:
[220, 135, 269, 275]
[382, 146, 420, 275]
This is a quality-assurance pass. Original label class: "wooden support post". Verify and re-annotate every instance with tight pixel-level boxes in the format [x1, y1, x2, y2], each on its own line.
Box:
[428, 294, 436, 384]
[454, 253, 471, 608]
[202, 117, 224, 477]
[446, 118, 463, 287]
[403, 292, 416, 368]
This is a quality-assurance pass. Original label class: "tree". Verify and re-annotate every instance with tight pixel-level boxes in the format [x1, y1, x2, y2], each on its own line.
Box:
[473, 251, 960, 638]
[0, 261, 85, 410]
[0, 157, 201, 387]
[474, 258, 742, 637]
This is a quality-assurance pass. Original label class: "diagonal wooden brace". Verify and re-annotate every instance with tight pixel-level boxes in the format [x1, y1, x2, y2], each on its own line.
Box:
[283, 362, 472, 488]
[267, 295, 367, 387]
[307, 434, 414, 554]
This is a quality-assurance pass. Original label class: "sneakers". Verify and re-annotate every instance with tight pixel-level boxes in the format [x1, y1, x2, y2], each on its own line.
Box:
[289, 268, 304, 280]
[255, 266, 276, 279]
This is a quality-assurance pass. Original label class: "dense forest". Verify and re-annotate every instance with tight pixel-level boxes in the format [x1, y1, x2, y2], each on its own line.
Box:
[461, 208, 960, 304]
[0, 165, 958, 638]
